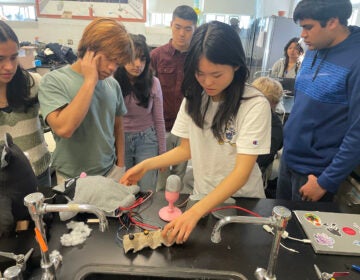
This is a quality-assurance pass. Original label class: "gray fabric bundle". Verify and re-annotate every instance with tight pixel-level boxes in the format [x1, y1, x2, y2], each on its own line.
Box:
[53, 175, 140, 221]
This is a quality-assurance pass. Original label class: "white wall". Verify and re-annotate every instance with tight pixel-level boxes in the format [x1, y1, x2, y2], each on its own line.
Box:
[8, 0, 295, 48]
[8, 18, 148, 49]
[352, 3, 360, 25]
[148, 0, 194, 13]
[256, 0, 298, 17]
[203, 0, 255, 15]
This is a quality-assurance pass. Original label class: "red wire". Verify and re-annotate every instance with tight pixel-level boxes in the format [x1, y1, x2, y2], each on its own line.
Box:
[119, 197, 144, 211]
[118, 190, 154, 211]
[127, 205, 261, 231]
[210, 205, 262, 218]
[117, 191, 160, 230]
[128, 212, 160, 230]
[118, 191, 261, 231]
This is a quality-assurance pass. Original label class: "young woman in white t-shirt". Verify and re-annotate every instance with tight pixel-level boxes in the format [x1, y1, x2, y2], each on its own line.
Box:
[120, 21, 271, 244]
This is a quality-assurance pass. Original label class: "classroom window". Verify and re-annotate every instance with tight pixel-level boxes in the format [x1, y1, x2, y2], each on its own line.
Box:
[349, 8, 358, 25]
[149, 12, 172, 26]
[204, 14, 251, 29]
[0, 0, 36, 21]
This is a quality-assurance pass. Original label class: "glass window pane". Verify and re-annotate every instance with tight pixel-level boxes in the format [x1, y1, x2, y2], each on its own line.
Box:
[164, 13, 172, 26]
[205, 14, 216, 23]
[0, 4, 36, 21]
[215, 15, 225, 22]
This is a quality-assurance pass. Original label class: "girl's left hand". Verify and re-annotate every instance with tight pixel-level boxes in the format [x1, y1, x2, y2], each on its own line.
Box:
[161, 208, 202, 244]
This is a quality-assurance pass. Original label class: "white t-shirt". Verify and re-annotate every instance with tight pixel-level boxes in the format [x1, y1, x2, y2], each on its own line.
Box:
[172, 85, 271, 198]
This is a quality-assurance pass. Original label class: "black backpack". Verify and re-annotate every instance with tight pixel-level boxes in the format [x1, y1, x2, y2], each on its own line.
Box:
[0, 133, 37, 237]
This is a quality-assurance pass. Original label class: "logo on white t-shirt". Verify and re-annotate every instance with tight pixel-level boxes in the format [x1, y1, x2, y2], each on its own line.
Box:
[218, 119, 236, 147]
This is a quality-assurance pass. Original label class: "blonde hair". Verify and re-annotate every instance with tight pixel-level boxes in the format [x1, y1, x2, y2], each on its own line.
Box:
[252, 77, 283, 109]
[78, 18, 134, 66]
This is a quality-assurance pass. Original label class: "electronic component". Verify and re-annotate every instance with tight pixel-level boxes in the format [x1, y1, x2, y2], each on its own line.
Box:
[122, 230, 174, 253]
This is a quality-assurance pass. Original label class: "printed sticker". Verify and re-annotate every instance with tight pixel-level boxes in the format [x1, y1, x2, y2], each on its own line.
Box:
[342, 227, 356, 236]
[353, 240, 360, 247]
[304, 213, 322, 226]
[314, 232, 335, 248]
[323, 223, 341, 237]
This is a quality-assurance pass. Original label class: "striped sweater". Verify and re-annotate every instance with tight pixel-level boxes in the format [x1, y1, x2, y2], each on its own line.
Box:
[0, 72, 51, 176]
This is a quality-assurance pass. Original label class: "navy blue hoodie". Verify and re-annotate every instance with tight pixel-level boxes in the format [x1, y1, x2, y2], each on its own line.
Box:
[283, 25, 360, 193]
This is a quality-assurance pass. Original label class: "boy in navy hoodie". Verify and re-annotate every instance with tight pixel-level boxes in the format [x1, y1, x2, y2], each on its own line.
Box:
[277, 0, 360, 202]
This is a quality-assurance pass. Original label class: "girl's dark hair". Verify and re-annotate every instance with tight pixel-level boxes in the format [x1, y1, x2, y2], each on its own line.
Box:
[0, 21, 36, 112]
[182, 21, 249, 141]
[113, 34, 153, 108]
[282, 37, 304, 77]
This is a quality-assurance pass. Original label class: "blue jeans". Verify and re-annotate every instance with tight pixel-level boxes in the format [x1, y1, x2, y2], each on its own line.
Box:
[125, 127, 158, 192]
[276, 156, 334, 202]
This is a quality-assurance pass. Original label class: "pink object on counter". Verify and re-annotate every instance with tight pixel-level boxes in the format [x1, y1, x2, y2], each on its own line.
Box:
[159, 191, 182, 222]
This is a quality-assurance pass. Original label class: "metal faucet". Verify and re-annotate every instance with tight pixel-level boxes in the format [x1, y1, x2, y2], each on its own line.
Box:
[0, 248, 33, 280]
[24, 192, 108, 280]
[211, 206, 291, 280]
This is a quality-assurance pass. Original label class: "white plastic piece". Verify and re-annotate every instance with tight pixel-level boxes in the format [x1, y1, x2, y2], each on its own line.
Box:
[263, 225, 273, 233]
[262, 225, 311, 244]
[262, 225, 299, 253]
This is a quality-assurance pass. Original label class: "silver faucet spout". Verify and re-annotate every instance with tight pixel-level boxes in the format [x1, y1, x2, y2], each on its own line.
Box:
[24, 192, 108, 280]
[45, 204, 108, 232]
[211, 216, 273, 243]
[211, 206, 291, 280]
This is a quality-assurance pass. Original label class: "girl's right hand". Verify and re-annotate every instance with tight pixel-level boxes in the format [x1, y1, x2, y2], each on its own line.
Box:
[120, 162, 147, 186]
[161, 207, 202, 244]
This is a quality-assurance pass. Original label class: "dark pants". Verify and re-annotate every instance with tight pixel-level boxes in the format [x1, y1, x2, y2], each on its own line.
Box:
[276, 156, 334, 202]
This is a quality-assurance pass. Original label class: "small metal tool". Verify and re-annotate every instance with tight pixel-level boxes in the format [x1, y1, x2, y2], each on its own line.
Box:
[314, 264, 350, 280]
[0, 248, 33, 268]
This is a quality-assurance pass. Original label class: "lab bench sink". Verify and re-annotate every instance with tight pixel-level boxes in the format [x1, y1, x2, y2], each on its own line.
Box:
[76, 265, 248, 280]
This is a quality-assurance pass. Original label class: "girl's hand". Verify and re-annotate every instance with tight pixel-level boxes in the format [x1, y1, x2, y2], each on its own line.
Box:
[120, 162, 147, 186]
[161, 208, 202, 244]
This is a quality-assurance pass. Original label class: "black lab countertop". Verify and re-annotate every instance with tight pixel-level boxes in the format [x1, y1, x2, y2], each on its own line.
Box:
[1, 193, 359, 280]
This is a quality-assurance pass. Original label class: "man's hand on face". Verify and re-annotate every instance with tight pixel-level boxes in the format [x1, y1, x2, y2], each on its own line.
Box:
[80, 50, 101, 83]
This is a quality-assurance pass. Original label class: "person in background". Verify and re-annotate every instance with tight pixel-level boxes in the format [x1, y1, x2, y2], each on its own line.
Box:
[121, 21, 271, 244]
[252, 77, 283, 173]
[39, 18, 133, 184]
[252, 77, 283, 193]
[230, 17, 241, 36]
[277, 0, 360, 202]
[150, 5, 197, 191]
[113, 34, 165, 192]
[271, 37, 304, 78]
[0, 21, 51, 188]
